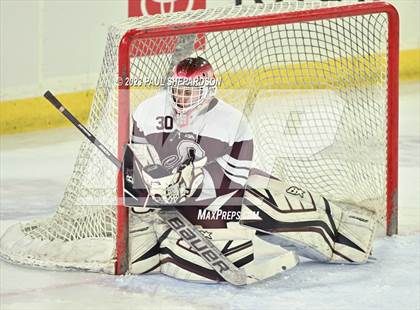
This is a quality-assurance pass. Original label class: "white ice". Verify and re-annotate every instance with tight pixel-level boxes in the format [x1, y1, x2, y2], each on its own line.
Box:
[0, 82, 419, 310]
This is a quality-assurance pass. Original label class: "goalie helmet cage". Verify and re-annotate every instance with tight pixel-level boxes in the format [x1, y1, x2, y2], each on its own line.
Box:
[0, 2, 398, 275]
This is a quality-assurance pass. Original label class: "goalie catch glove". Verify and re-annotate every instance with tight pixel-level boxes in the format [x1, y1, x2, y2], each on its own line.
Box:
[142, 156, 207, 205]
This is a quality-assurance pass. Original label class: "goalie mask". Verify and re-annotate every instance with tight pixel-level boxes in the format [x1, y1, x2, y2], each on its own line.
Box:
[168, 57, 217, 126]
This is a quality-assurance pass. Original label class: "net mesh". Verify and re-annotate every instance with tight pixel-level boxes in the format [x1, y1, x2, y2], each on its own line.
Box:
[0, 2, 391, 272]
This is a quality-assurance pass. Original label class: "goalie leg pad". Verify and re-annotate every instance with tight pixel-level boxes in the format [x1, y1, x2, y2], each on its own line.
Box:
[331, 207, 377, 263]
[129, 210, 160, 274]
[154, 219, 298, 284]
[240, 174, 377, 264]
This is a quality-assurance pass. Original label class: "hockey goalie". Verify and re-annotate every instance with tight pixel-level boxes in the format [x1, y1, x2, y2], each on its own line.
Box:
[122, 57, 378, 285]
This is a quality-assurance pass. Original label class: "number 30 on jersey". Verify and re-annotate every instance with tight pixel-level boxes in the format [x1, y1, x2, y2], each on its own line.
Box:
[156, 116, 174, 130]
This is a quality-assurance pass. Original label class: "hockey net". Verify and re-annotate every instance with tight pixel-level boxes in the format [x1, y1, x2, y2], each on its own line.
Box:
[0, 2, 398, 274]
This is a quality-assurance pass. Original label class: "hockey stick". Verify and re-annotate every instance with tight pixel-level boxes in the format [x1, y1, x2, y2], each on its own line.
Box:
[44, 90, 248, 286]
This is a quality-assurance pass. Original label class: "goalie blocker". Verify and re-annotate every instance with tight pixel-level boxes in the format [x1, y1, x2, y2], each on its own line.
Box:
[122, 144, 298, 284]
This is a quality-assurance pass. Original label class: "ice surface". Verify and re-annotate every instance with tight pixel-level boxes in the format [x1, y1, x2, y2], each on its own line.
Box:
[0, 82, 419, 310]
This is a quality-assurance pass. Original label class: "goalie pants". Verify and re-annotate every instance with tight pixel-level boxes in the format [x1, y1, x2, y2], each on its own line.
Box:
[128, 209, 298, 284]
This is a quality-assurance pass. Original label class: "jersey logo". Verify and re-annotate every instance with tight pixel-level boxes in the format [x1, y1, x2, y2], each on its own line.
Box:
[162, 132, 205, 169]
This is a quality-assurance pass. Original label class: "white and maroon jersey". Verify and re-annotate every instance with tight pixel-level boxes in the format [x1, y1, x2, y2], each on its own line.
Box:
[132, 91, 253, 221]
